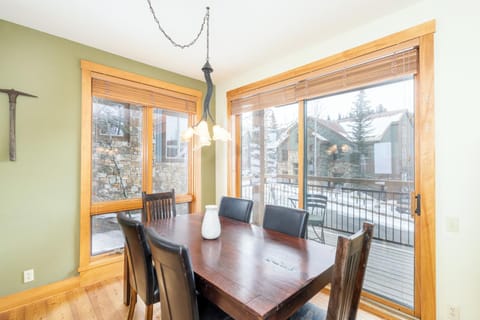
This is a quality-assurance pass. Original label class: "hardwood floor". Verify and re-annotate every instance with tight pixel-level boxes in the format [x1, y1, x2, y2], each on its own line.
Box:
[0, 276, 383, 319]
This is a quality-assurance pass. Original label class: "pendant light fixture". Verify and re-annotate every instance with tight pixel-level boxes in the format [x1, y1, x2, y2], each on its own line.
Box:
[146, 2, 230, 149]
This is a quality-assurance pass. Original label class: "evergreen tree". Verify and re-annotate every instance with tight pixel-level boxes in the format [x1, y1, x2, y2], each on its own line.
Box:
[349, 90, 373, 176]
[264, 109, 278, 176]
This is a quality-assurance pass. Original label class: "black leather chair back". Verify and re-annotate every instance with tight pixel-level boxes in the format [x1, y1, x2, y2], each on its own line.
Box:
[146, 229, 200, 320]
[117, 212, 158, 305]
[263, 204, 309, 238]
[218, 196, 254, 223]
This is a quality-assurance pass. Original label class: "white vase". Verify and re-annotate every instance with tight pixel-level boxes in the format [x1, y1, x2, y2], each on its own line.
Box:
[201, 205, 221, 239]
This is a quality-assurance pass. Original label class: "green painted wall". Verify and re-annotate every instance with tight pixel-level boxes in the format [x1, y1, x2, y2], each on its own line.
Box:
[0, 19, 215, 297]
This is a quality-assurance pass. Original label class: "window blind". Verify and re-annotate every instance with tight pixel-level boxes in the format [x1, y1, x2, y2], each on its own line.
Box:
[231, 47, 418, 115]
[92, 76, 197, 113]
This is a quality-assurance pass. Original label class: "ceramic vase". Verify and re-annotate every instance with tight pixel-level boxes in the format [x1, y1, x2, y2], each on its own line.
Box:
[201, 205, 221, 239]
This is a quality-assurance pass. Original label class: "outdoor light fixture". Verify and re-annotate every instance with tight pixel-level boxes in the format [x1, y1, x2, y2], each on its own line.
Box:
[147, 2, 230, 149]
[326, 144, 350, 158]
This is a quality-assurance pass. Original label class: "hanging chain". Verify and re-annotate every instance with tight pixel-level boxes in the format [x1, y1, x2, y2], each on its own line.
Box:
[205, 7, 210, 62]
[147, 0, 209, 50]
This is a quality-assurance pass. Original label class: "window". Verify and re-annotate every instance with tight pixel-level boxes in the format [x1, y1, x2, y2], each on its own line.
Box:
[92, 98, 143, 202]
[80, 61, 202, 269]
[152, 110, 189, 193]
[231, 46, 418, 220]
[154, 110, 188, 162]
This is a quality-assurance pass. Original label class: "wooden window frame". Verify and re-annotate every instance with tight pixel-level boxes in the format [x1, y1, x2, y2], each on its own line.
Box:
[79, 61, 202, 279]
[227, 21, 435, 320]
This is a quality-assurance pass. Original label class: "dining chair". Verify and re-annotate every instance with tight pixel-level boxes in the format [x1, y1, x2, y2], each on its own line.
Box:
[263, 204, 309, 238]
[289, 222, 374, 320]
[123, 189, 175, 306]
[305, 194, 328, 243]
[117, 212, 160, 320]
[142, 189, 176, 223]
[146, 229, 232, 320]
[218, 196, 254, 223]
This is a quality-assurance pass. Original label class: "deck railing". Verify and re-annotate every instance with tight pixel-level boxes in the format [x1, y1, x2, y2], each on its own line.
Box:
[242, 177, 414, 246]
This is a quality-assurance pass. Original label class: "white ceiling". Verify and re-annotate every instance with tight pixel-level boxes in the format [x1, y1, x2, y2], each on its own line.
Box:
[1, 0, 421, 83]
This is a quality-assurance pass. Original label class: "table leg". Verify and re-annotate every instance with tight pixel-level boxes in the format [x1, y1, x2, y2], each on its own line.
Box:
[123, 246, 131, 306]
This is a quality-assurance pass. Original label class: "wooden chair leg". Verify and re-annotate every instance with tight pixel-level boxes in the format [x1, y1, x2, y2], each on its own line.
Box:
[123, 247, 131, 306]
[127, 289, 137, 320]
[145, 304, 153, 320]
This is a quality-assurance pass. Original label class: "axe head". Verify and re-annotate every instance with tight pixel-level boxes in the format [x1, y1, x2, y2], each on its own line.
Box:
[0, 88, 37, 102]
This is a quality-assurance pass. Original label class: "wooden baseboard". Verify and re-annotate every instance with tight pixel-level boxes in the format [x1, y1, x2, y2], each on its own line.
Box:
[0, 258, 123, 313]
[79, 257, 123, 287]
[0, 277, 79, 312]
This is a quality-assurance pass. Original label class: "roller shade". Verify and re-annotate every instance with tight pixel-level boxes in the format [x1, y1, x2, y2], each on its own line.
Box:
[231, 47, 418, 114]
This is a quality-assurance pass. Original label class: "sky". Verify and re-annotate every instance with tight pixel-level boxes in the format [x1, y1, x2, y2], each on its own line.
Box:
[306, 78, 414, 120]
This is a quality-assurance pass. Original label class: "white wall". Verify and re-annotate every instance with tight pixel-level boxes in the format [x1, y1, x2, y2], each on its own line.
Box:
[216, 0, 480, 318]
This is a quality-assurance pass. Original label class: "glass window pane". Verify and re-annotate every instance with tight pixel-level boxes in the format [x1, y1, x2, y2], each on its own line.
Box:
[305, 79, 415, 308]
[240, 103, 299, 224]
[91, 98, 143, 202]
[91, 210, 142, 256]
[176, 203, 189, 215]
[91, 206, 189, 256]
[152, 109, 189, 194]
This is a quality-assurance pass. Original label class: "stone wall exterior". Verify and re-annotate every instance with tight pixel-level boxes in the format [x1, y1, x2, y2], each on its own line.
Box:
[91, 101, 189, 202]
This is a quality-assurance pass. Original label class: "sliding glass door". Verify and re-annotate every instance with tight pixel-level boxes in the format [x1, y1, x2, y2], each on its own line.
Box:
[305, 79, 415, 308]
[230, 26, 436, 317]
[240, 103, 299, 224]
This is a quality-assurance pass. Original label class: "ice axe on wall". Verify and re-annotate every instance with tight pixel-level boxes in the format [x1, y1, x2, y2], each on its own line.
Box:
[0, 88, 37, 161]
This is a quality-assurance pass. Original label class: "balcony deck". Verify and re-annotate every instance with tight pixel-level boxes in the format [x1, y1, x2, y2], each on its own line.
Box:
[317, 226, 414, 308]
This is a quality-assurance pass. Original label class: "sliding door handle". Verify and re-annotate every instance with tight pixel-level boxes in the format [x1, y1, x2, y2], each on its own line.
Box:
[414, 193, 421, 216]
[411, 192, 421, 217]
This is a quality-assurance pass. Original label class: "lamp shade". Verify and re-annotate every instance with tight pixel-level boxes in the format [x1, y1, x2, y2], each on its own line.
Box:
[212, 125, 231, 141]
[181, 127, 195, 142]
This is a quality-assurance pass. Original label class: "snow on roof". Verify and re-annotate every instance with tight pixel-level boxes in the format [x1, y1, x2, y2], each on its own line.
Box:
[311, 132, 328, 141]
[316, 118, 350, 140]
[269, 121, 297, 149]
[269, 110, 408, 148]
[338, 110, 406, 141]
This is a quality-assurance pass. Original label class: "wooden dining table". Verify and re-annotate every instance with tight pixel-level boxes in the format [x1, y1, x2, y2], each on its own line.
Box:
[144, 213, 336, 320]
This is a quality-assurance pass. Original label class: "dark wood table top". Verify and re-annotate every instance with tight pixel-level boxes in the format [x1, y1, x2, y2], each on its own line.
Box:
[146, 213, 336, 320]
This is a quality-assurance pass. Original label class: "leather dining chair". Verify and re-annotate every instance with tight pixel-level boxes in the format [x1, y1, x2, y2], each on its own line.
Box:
[263, 204, 309, 238]
[289, 222, 374, 320]
[117, 212, 160, 320]
[146, 229, 232, 320]
[142, 189, 176, 223]
[218, 196, 254, 223]
[122, 189, 176, 306]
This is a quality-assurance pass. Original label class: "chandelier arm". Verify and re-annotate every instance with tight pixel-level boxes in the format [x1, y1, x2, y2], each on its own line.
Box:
[147, 0, 209, 49]
[202, 63, 214, 122]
